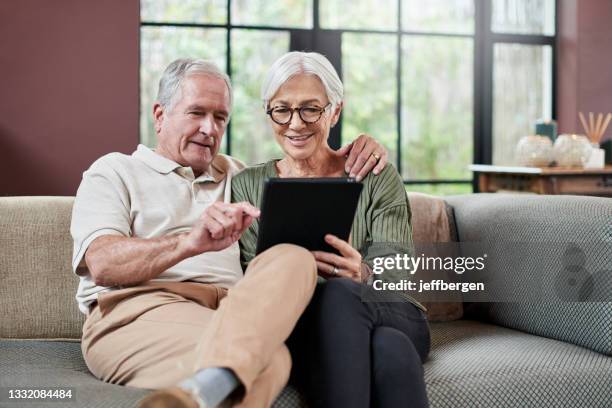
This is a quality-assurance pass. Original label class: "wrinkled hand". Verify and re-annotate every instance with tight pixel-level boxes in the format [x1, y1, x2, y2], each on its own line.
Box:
[183, 201, 260, 255]
[312, 234, 362, 283]
[334, 133, 388, 181]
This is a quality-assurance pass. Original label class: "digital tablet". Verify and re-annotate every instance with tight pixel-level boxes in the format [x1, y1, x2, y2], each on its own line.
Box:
[255, 178, 363, 255]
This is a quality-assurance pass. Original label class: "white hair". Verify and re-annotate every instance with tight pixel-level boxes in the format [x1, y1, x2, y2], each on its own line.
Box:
[261, 51, 344, 110]
[157, 58, 233, 110]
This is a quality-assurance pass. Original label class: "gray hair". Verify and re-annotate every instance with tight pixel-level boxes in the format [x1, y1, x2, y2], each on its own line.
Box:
[261, 51, 344, 110]
[157, 58, 233, 110]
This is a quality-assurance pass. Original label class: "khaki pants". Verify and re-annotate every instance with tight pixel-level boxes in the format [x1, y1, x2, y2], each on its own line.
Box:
[81, 244, 317, 407]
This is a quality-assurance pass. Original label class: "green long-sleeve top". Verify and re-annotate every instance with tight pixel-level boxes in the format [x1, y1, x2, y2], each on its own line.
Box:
[231, 159, 426, 312]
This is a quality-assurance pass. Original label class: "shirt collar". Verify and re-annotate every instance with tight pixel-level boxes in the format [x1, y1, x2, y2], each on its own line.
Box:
[132, 144, 226, 183]
[133, 144, 180, 174]
[207, 159, 227, 183]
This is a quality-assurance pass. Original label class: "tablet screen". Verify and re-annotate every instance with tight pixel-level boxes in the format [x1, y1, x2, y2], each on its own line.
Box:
[255, 178, 363, 255]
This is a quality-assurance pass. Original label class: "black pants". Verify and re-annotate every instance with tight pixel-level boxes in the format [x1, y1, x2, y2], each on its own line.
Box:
[287, 278, 431, 408]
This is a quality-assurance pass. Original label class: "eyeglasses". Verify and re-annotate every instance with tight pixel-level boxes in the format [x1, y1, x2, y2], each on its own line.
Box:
[266, 103, 331, 125]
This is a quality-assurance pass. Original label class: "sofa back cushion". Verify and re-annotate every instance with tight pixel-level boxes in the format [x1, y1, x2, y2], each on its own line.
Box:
[445, 194, 612, 356]
[0, 196, 84, 340]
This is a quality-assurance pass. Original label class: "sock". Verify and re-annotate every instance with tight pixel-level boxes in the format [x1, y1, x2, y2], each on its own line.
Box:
[180, 367, 240, 407]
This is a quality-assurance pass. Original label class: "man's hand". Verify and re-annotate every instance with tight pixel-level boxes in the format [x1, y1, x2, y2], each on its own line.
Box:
[334, 133, 388, 181]
[183, 201, 260, 255]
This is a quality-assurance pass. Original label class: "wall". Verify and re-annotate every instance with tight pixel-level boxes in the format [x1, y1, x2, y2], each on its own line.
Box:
[557, 0, 612, 140]
[0, 0, 139, 196]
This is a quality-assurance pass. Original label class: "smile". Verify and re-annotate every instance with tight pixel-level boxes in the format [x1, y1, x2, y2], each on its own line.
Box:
[190, 141, 212, 148]
[285, 134, 313, 146]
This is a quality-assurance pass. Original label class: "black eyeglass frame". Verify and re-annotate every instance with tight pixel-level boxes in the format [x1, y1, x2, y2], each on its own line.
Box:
[266, 103, 332, 125]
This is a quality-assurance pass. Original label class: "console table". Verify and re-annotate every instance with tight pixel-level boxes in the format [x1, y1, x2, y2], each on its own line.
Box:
[469, 165, 612, 197]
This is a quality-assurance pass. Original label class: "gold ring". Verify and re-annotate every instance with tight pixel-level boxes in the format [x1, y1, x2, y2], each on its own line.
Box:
[371, 152, 381, 161]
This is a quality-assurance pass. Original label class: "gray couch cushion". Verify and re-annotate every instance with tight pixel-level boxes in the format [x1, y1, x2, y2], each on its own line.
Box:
[0, 340, 306, 408]
[426, 320, 612, 408]
[445, 194, 612, 355]
[4, 322, 611, 408]
[0, 340, 148, 407]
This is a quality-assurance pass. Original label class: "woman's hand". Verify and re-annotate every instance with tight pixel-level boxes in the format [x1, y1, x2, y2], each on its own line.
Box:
[334, 133, 388, 181]
[312, 234, 363, 283]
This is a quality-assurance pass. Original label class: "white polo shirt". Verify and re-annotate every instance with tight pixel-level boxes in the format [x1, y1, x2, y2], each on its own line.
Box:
[70, 144, 246, 314]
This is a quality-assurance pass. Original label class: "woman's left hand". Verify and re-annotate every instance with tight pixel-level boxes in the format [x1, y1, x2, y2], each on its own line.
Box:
[312, 234, 362, 283]
[334, 133, 388, 181]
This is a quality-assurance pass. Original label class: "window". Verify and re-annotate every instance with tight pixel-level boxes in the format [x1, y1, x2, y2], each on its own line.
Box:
[493, 43, 553, 165]
[489, 0, 556, 166]
[140, 0, 556, 195]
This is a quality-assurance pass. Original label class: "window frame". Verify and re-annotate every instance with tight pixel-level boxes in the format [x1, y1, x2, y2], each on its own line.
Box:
[474, 0, 557, 191]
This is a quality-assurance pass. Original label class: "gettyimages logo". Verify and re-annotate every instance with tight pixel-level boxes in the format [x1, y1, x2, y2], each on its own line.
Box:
[361, 241, 611, 303]
[371, 252, 487, 275]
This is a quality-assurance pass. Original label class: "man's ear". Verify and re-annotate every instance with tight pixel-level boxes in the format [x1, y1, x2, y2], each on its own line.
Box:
[331, 101, 343, 128]
[153, 103, 164, 134]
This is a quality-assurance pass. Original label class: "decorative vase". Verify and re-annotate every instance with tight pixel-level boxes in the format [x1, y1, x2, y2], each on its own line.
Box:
[584, 144, 606, 169]
[515, 135, 553, 167]
[552, 134, 593, 167]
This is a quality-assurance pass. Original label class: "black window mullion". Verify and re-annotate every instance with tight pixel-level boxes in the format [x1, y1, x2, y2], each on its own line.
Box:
[552, 0, 559, 122]
[396, 0, 402, 176]
[225, 0, 232, 155]
[404, 179, 472, 185]
[140, 21, 227, 28]
[491, 33, 555, 44]
[317, 30, 342, 149]
[313, 0, 320, 30]
[482, 0, 493, 166]
[473, 0, 493, 193]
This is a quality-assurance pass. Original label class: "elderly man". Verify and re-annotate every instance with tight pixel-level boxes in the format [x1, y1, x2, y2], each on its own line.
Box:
[71, 58, 388, 408]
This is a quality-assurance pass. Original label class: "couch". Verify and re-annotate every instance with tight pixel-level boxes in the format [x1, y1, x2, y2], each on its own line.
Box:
[1, 194, 610, 407]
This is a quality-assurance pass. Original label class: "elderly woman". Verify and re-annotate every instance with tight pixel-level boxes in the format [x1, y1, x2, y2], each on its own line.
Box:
[232, 52, 430, 408]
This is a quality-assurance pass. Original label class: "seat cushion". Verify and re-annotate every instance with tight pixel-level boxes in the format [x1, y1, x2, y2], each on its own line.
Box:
[3, 322, 610, 407]
[426, 320, 612, 408]
[0, 340, 306, 407]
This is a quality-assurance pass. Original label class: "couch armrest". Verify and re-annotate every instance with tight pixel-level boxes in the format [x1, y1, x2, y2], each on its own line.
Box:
[443, 193, 612, 356]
